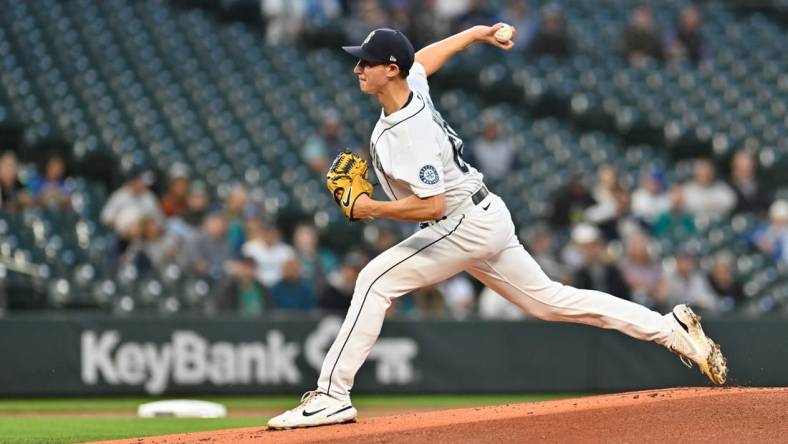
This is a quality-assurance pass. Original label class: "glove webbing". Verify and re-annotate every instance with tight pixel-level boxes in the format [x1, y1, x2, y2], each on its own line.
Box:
[331, 155, 356, 175]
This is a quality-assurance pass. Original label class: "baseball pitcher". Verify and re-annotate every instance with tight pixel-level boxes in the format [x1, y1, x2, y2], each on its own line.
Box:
[268, 24, 728, 429]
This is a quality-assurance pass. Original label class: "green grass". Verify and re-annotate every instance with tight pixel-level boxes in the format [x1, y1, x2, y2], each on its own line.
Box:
[0, 394, 580, 443]
[0, 394, 576, 413]
[0, 417, 263, 444]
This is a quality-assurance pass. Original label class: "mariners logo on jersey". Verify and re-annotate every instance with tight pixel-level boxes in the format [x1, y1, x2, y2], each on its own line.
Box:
[419, 165, 439, 185]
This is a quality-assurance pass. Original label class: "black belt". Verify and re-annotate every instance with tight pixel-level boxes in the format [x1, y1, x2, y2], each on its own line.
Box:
[471, 186, 489, 205]
[419, 186, 489, 229]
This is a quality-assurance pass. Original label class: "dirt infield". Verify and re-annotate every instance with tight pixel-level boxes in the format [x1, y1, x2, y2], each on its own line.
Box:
[94, 387, 788, 444]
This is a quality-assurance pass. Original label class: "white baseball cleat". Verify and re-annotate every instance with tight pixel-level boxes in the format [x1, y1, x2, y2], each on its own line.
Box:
[267, 390, 357, 430]
[666, 304, 728, 385]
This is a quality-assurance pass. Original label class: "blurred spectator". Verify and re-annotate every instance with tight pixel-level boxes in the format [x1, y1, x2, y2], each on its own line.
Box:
[571, 224, 631, 300]
[683, 158, 736, 219]
[344, 0, 389, 44]
[271, 256, 316, 310]
[29, 152, 72, 209]
[528, 4, 572, 58]
[502, 0, 537, 48]
[652, 186, 696, 239]
[707, 251, 745, 311]
[752, 200, 788, 263]
[663, 248, 720, 313]
[184, 212, 232, 280]
[409, 0, 452, 49]
[100, 167, 164, 243]
[619, 4, 664, 66]
[123, 217, 179, 271]
[619, 231, 667, 308]
[411, 285, 447, 318]
[301, 0, 344, 46]
[217, 255, 270, 317]
[453, 0, 498, 32]
[585, 165, 624, 228]
[167, 180, 210, 246]
[439, 274, 476, 320]
[242, 218, 296, 288]
[631, 169, 670, 225]
[224, 185, 250, 255]
[468, 110, 515, 181]
[260, 0, 305, 45]
[0, 151, 32, 211]
[585, 166, 640, 241]
[302, 109, 346, 174]
[547, 175, 594, 228]
[388, 0, 412, 38]
[729, 150, 770, 215]
[319, 251, 367, 313]
[521, 224, 572, 284]
[293, 223, 336, 295]
[160, 163, 190, 218]
[434, 0, 471, 20]
[182, 180, 211, 228]
[613, 190, 644, 240]
[366, 225, 401, 257]
[478, 287, 525, 320]
[667, 5, 707, 64]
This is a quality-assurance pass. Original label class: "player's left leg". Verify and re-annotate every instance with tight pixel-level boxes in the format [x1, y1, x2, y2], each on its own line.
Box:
[268, 212, 489, 429]
[466, 194, 727, 384]
[315, 220, 474, 401]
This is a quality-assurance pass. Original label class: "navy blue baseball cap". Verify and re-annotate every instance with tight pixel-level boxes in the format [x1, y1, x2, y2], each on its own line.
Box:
[342, 28, 415, 71]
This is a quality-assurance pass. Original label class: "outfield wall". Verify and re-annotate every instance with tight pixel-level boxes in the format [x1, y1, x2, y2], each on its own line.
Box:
[0, 316, 783, 395]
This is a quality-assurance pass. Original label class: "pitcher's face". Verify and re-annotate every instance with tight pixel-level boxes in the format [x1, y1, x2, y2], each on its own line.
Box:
[353, 60, 397, 95]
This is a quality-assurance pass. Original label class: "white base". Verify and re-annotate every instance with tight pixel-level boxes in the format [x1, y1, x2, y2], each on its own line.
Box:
[137, 400, 227, 418]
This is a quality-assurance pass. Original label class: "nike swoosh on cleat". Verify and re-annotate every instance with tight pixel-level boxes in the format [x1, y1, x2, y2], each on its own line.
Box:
[302, 408, 327, 417]
[673, 312, 690, 333]
[342, 186, 352, 207]
[327, 405, 354, 417]
[482, 203, 491, 211]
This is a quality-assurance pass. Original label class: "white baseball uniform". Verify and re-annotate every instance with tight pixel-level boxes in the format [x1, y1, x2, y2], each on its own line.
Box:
[316, 62, 674, 401]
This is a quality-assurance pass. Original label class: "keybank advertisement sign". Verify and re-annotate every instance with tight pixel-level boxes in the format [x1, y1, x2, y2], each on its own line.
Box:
[6, 317, 762, 395]
[80, 318, 419, 395]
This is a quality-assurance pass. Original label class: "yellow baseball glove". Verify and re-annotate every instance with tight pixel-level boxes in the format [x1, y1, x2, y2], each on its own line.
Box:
[326, 151, 374, 221]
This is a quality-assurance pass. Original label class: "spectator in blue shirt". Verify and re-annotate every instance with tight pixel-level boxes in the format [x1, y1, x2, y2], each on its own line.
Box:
[752, 200, 788, 264]
[29, 153, 72, 208]
[271, 256, 316, 310]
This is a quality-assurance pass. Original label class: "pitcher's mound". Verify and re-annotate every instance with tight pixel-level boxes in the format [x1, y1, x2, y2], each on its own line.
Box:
[101, 387, 788, 444]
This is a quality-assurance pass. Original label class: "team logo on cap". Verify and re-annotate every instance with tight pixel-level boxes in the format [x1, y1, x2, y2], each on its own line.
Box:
[363, 30, 376, 45]
[419, 165, 439, 185]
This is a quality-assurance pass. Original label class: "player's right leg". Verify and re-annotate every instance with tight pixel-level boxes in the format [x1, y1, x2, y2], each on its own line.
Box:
[469, 250, 727, 384]
[466, 195, 727, 384]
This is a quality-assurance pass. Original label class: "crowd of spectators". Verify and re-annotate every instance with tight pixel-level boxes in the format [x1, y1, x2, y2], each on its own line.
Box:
[285, 134, 779, 319]
[92, 161, 371, 318]
[257, 1, 710, 68]
[1, 2, 784, 319]
[10, 141, 764, 319]
[1, 115, 768, 320]
[537, 149, 781, 316]
[260, 0, 575, 59]
[619, 3, 710, 66]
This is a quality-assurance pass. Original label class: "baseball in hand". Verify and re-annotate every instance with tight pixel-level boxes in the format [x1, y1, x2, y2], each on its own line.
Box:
[494, 24, 513, 43]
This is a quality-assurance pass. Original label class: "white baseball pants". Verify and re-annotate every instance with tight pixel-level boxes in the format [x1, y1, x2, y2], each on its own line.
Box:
[317, 193, 673, 401]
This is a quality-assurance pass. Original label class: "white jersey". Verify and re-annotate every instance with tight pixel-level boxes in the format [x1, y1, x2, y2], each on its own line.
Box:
[368, 62, 485, 218]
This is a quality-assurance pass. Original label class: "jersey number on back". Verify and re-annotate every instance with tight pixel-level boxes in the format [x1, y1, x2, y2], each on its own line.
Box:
[426, 99, 470, 174]
[445, 123, 470, 174]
